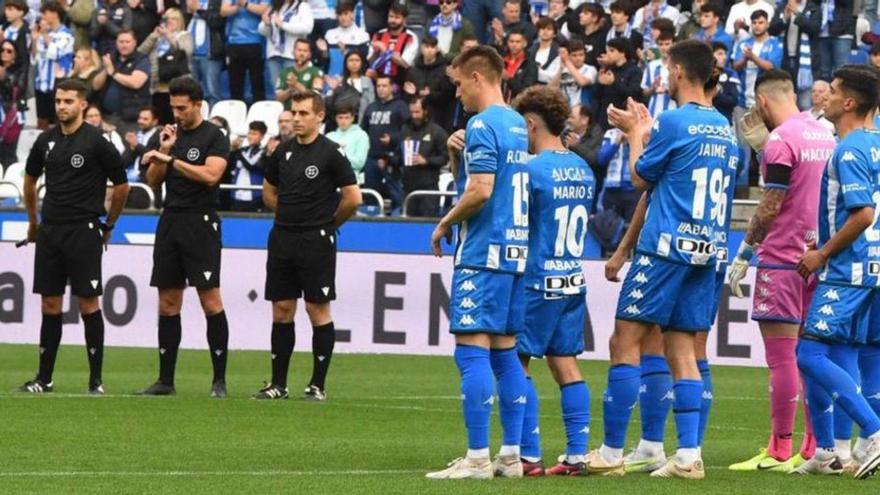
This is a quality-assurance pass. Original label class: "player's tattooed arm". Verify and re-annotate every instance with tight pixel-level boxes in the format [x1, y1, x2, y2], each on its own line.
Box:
[744, 187, 786, 246]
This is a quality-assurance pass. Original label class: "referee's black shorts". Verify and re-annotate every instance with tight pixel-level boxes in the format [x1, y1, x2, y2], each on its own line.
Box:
[150, 210, 222, 289]
[264, 225, 337, 303]
[33, 221, 104, 297]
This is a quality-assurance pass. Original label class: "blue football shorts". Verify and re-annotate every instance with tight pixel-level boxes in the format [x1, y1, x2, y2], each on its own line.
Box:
[803, 283, 873, 345]
[449, 267, 518, 335]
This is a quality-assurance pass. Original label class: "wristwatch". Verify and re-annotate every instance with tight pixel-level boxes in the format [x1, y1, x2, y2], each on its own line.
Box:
[99, 221, 115, 233]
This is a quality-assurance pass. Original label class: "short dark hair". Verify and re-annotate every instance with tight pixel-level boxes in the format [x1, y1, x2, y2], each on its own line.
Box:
[422, 34, 439, 47]
[55, 78, 89, 99]
[607, 37, 634, 61]
[568, 39, 586, 54]
[335, 1, 354, 14]
[833, 64, 880, 116]
[656, 30, 675, 43]
[459, 33, 478, 49]
[249, 120, 268, 135]
[651, 17, 675, 35]
[755, 69, 794, 94]
[705, 66, 721, 92]
[116, 28, 137, 40]
[334, 102, 358, 116]
[39, 1, 64, 17]
[168, 75, 205, 102]
[535, 16, 557, 32]
[669, 39, 715, 85]
[389, 2, 407, 16]
[700, 2, 723, 18]
[138, 106, 157, 118]
[507, 27, 527, 41]
[577, 102, 594, 120]
[452, 45, 504, 82]
[5, 0, 28, 14]
[579, 3, 604, 18]
[294, 38, 311, 48]
[375, 73, 393, 85]
[711, 41, 728, 53]
[750, 9, 769, 21]
[609, 1, 632, 17]
[291, 91, 326, 114]
[512, 85, 570, 136]
[409, 96, 429, 116]
[503, 0, 520, 7]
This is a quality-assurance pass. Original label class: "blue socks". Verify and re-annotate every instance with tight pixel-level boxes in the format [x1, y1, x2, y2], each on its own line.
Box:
[455, 345, 494, 451]
[521, 376, 541, 460]
[803, 373, 835, 449]
[603, 364, 641, 448]
[698, 359, 713, 447]
[797, 339, 880, 440]
[860, 345, 880, 438]
[830, 344, 860, 443]
[561, 380, 591, 456]
[490, 347, 528, 450]
[673, 379, 703, 449]
[639, 355, 672, 443]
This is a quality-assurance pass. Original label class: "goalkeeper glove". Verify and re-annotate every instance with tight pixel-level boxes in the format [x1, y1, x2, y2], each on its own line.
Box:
[727, 241, 755, 299]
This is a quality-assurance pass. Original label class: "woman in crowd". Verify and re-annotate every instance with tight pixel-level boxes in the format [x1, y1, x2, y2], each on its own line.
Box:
[138, 8, 193, 124]
[0, 40, 27, 169]
[69, 47, 103, 104]
[259, 0, 313, 94]
[85, 104, 125, 154]
[325, 50, 375, 131]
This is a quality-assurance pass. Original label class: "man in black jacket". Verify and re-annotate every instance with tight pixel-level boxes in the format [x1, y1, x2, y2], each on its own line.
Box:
[768, 0, 820, 108]
[502, 29, 537, 102]
[362, 74, 410, 214]
[393, 97, 448, 217]
[594, 37, 642, 129]
[403, 35, 456, 130]
[186, 0, 225, 106]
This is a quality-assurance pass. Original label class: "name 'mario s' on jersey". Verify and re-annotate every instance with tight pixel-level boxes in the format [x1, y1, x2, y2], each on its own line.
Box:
[522, 150, 596, 294]
[454, 105, 530, 273]
[817, 128, 880, 287]
[636, 102, 736, 265]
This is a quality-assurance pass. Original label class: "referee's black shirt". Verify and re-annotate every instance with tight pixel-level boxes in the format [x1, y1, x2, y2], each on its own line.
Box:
[155, 121, 230, 210]
[25, 123, 127, 224]
[263, 134, 357, 229]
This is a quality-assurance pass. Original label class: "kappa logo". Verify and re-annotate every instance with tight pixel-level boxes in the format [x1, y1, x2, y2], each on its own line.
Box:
[662, 390, 675, 401]
[532, 427, 541, 435]
[824, 404, 834, 414]
[639, 385, 647, 394]
[285, 152, 292, 161]
[483, 396, 495, 406]
[203, 271, 212, 280]
[760, 273, 772, 283]
[637, 256, 652, 267]
[459, 297, 477, 309]
[629, 289, 644, 300]
[814, 320, 830, 332]
[868, 392, 880, 400]
[818, 304, 835, 316]
[460, 280, 477, 291]
[70, 154, 85, 168]
[305, 165, 319, 179]
[460, 269, 478, 275]
[187, 148, 201, 161]
[471, 119, 486, 130]
[459, 314, 476, 326]
[768, 132, 782, 142]
[841, 151, 856, 162]
[702, 390, 713, 400]
[759, 287, 769, 297]
[756, 303, 769, 313]
[513, 395, 527, 405]
[634, 273, 649, 284]
[823, 289, 840, 301]
[579, 426, 590, 434]
[623, 304, 641, 315]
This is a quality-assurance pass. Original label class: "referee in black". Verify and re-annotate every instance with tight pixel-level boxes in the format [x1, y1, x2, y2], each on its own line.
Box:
[255, 91, 362, 400]
[19, 78, 130, 394]
[140, 76, 231, 397]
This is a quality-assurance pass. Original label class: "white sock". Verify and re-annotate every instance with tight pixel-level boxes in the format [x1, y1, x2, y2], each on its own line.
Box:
[835, 439, 852, 460]
[467, 448, 490, 459]
[854, 436, 870, 456]
[566, 454, 586, 464]
[814, 447, 836, 460]
[522, 455, 541, 463]
[637, 439, 665, 455]
[675, 448, 699, 465]
[499, 445, 520, 457]
[599, 444, 623, 463]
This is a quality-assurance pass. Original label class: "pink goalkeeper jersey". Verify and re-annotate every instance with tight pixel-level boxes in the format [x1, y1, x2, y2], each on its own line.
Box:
[756, 113, 836, 266]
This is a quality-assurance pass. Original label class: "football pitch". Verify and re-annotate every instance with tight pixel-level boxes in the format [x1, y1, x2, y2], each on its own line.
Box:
[0, 344, 876, 494]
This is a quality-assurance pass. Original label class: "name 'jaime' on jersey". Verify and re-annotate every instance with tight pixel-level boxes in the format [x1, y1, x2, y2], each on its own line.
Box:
[635, 103, 736, 265]
[523, 150, 596, 294]
[454, 105, 530, 274]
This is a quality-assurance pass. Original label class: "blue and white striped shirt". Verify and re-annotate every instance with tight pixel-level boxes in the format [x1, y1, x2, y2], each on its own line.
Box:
[640, 59, 677, 120]
[34, 25, 74, 93]
[188, 0, 211, 58]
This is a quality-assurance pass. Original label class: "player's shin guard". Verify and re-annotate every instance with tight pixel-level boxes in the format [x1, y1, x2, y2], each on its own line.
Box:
[764, 335, 799, 460]
[206, 311, 229, 383]
[309, 322, 335, 390]
[270, 322, 295, 389]
[860, 345, 880, 436]
[672, 379, 702, 454]
[158, 314, 182, 386]
[797, 339, 880, 441]
[455, 345, 494, 455]
[521, 376, 541, 461]
[37, 313, 63, 383]
[698, 360, 713, 447]
[639, 355, 672, 444]
[491, 347, 527, 455]
[82, 310, 104, 384]
[602, 364, 641, 450]
[830, 344, 860, 448]
[561, 380, 590, 457]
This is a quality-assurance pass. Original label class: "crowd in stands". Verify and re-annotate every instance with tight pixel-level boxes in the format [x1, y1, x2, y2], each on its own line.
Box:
[1, 0, 880, 221]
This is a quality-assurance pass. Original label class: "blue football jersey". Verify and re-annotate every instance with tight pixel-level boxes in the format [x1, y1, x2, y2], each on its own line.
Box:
[636, 103, 736, 265]
[817, 128, 880, 287]
[714, 141, 742, 271]
[454, 105, 530, 273]
[522, 150, 596, 294]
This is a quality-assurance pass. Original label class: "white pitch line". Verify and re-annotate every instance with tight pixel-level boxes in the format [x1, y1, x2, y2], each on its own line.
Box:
[0, 469, 425, 478]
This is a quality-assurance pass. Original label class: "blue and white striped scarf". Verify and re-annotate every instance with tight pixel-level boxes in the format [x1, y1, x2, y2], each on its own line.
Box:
[797, 33, 812, 91]
[429, 11, 463, 38]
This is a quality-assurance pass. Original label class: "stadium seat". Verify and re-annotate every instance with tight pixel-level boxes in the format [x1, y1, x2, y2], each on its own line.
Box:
[210, 99, 248, 137]
[0, 163, 22, 205]
[24, 97, 35, 128]
[16, 129, 41, 164]
[246, 100, 283, 139]
[438, 172, 455, 211]
[200, 101, 210, 121]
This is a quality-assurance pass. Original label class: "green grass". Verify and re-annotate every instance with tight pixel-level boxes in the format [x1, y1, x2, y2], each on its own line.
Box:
[0, 344, 876, 494]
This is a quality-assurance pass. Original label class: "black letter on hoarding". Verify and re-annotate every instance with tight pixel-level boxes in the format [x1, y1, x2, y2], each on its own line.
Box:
[428, 273, 449, 346]
[103, 275, 137, 326]
[582, 297, 595, 352]
[0, 272, 25, 323]
[716, 284, 751, 358]
[373, 271, 406, 344]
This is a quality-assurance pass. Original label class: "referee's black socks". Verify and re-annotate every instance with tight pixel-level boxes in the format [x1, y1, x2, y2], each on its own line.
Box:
[309, 322, 336, 390]
[271, 322, 295, 389]
[206, 311, 229, 384]
[82, 310, 105, 385]
[158, 314, 182, 386]
[37, 313, 63, 383]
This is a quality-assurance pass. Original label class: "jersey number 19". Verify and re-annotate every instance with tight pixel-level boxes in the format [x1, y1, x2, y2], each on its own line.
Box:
[691, 167, 728, 227]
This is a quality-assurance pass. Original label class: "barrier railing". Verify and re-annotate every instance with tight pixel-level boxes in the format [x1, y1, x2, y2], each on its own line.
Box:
[402, 191, 458, 218]
[217, 184, 386, 217]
